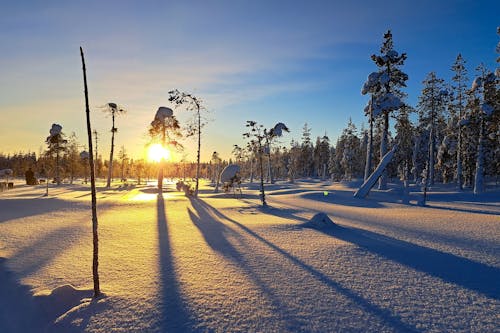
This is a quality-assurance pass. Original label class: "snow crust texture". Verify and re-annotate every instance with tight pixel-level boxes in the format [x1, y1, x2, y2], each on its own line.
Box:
[0, 180, 498, 332]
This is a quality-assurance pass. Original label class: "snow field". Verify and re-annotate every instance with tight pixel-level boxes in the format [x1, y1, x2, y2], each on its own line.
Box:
[0, 180, 498, 332]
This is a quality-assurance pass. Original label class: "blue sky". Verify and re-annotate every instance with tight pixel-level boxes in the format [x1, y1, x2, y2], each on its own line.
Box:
[0, 0, 498, 161]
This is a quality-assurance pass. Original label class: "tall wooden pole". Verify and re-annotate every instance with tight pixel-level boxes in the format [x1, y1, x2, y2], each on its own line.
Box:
[80, 47, 101, 298]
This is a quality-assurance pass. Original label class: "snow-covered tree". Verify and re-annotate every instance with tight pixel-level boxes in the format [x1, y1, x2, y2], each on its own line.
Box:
[80, 150, 89, 184]
[266, 122, 289, 183]
[66, 132, 82, 184]
[244, 121, 288, 206]
[103, 102, 126, 188]
[299, 123, 314, 177]
[339, 119, 360, 180]
[211, 151, 222, 192]
[46, 123, 68, 185]
[362, 30, 408, 189]
[150, 107, 182, 192]
[449, 54, 469, 189]
[470, 66, 497, 194]
[313, 134, 330, 180]
[168, 90, 206, 197]
[417, 72, 449, 186]
[288, 139, 301, 183]
[394, 104, 415, 199]
[118, 145, 128, 182]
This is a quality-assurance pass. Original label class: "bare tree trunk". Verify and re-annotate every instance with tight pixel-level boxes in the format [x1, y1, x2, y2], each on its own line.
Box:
[106, 114, 115, 188]
[80, 47, 101, 298]
[364, 110, 373, 181]
[158, 123, 165, 192]
[194, 107, 201, 196]
[259, 145, 267, 206]
[457, 119, 463, 190]
[378, 112, 389, 190]
[56, 148, 61, 185]
[429, 126, 435, 186]
[249, 158, 254, 183]
[474, 117, 485, 194]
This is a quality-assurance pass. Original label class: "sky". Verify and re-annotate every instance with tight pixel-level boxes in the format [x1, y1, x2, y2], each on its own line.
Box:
[0, 0, 499, 162]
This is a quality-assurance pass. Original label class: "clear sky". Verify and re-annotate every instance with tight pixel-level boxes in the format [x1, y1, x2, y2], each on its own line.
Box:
[0, 0, 498, 162]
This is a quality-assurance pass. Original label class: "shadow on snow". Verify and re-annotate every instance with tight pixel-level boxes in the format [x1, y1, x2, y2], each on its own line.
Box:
[188, 198, 420, 333]
[313, 225, 500, 300]
[156, 193, 193, 331]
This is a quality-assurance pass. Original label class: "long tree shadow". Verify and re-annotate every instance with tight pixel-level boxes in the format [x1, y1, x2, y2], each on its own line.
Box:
[0, 198, 89, 223]
[0, 257, 45, 333]
[419, 203, 500, 216]
[156, 193, 193, 331]
[188, 198, 305, 331]
[192, 198, 420, 333]
[312, 225, 500, 300]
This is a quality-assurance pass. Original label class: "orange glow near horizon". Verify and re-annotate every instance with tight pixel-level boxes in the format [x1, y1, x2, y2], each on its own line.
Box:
[148, 144, 171, 162]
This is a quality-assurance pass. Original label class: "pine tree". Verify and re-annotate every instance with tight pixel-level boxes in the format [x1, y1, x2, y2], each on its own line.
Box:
[471, 64, 497, 194]
[450, 54, 469, 189]
[394, 104, 415, 200]
[103, 103, 126, 188]
[340, 119, 360, 180]
[46, 124, 68, 185]
[300, 123, 314, 177]
[417, 72, 449, 187]
[313, 134, 330, 180]
[168, 90, 206, 197]
[150, 107, 182, 192]
[361, 30, 408, 189]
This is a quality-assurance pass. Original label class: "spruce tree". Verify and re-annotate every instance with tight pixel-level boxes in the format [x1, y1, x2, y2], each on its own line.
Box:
[417, 72, 449, 187]
[362, 30, 408, 189]
[450, 54, 469, 189]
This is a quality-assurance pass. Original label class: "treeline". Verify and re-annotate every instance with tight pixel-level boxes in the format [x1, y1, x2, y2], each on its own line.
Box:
[234, 29, 499, 192]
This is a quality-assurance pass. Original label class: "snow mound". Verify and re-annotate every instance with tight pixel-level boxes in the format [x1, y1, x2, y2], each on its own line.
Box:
[36, 284, 94, 320]
[302, 213, 336, 229]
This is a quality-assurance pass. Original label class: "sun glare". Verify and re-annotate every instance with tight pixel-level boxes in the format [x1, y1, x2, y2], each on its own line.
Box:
[148, 144, 171, 162]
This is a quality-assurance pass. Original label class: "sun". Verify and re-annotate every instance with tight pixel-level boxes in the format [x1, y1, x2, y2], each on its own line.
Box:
[148, 144, 171, 162]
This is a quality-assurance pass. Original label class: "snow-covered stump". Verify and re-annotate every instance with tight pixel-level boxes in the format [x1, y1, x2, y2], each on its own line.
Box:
[354, 145, 397, 199]
[302, 213, 336, 229]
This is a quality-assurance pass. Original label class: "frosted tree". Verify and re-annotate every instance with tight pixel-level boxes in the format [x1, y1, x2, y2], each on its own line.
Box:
[449, 54, 469, 189]
[149, 107, 182, 192]
[103, 102, 126, 188]
[417, 72, 449, 187]
[46, 123, 68, 185]
[244, 121, 288, 206]
[470, 66, 497, 194]
[394, 104, 415, 201]
[66, 132, 82, 184]
[299, 123, 314, 177]
[211, 151, 222, 192]
[168, 90, 206, 197]
[266, 122, 289, 183]
[339, 119, 360, 180]
[80, 151, 89, 184]
[288, 139, 301, 183]
[362, 30, 408, 189]
[118, 145, 128, 182]
[313, 134, 330, 180]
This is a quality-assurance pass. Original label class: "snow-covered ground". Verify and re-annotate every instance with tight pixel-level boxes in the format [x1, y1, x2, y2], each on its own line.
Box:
[0, 179, 498, 332]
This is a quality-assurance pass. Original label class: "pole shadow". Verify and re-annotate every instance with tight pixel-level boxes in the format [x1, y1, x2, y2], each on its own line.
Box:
[156, 193, 193, 331]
